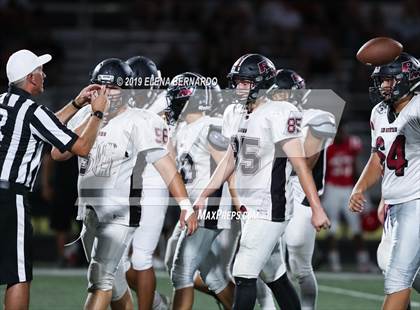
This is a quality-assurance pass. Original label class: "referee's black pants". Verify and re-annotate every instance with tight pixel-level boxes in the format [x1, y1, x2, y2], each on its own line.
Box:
[0, 188, 33, 285]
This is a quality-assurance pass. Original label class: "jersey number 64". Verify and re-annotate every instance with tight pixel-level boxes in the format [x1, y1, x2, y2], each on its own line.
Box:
[376, 135, 408, 176]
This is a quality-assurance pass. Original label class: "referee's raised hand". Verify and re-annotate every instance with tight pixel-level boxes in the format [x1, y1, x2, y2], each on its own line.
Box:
[91, 85, 110, 113]
[73, 84, 102, 108]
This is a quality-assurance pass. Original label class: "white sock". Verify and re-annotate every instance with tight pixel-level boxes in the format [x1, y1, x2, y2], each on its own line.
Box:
[256, 278, 277, 309]
[152, 291, 163, 309]
[299, 273, 318, 310]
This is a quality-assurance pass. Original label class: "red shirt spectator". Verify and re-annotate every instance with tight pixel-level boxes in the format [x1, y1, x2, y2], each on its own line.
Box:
[325, 129, 362, 187]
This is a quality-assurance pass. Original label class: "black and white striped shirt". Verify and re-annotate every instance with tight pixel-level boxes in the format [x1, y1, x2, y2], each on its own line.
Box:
[0, 86, 78, 190]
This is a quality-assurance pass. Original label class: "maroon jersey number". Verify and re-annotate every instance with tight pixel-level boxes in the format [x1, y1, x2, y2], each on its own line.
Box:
[376, 135, 408, 176]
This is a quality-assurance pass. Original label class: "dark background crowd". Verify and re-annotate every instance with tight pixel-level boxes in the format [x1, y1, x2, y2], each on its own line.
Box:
[1, 0, 419, 268]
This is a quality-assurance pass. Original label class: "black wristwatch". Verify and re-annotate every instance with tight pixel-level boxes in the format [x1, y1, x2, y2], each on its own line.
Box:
[91, 110, 104, 120]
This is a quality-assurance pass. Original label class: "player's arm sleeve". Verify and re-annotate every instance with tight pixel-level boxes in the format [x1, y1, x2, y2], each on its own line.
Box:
[370, 109, 378, 152]
[268, 108, 303, 144]
[307, 112, 336, 140]
[207, 125, 230, 151]
[30, 105, 78, 153]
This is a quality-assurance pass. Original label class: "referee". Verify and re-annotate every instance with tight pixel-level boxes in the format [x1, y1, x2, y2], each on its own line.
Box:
[0, 49, 109, 310]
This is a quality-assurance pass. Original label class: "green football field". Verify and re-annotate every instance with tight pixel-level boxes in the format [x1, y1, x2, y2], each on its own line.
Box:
[1, 269, 419, 309]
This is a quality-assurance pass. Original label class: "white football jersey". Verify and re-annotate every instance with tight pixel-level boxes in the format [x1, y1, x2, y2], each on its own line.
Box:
[138, 92, 171, 194]
[231, 99, 302, 221]
[288, 108, 336, 206]
[222, 103, 245, 139]
[174, 115, 231, 229]
[370, 95, 420, 204]
[139, 104, 168, 193]
[69, 106, 168, 226]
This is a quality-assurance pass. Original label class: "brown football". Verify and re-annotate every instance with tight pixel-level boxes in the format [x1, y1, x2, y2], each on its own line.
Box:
[356, 37, 403, 66]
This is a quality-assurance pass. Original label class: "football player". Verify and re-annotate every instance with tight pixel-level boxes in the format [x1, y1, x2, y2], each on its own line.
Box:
[193, 82, 243, 310]
[195, 53, 330, 310]
[51, 58, 198, 310]
[272, 69, 336, 310]
[349, 52, 420, 310]
[221, 101, 277, 310]
[165, 72, 235, 310]
[125, 56, 170, 310]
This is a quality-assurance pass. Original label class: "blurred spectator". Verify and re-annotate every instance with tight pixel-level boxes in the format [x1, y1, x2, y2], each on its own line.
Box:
[258, 0, 302, 31]
[363, 4, 389, 38]
[0, 0, 32, 10]
[131, 0, 167, 30]
[158, 44, 192, 80]
[256, 0, 301, 58]
[198, 1, 258, 86]
[297, 23, 340, 80]
[349, 61, 373, 93]
[322, 123, 374, 272]
[326, 0, 367, 56]
[388, 0, 420, 55]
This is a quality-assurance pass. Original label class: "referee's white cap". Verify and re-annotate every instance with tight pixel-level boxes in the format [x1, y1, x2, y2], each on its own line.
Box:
[6, 49, 52, 83]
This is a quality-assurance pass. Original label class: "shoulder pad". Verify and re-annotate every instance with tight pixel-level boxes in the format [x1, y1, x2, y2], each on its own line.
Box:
[207, 124, 229, 151]
[306, 111, 336, 139]
[223, 103, 244, 118]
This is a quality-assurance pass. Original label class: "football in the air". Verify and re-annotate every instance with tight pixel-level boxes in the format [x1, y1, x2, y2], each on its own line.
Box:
[356, 37, 403, 66]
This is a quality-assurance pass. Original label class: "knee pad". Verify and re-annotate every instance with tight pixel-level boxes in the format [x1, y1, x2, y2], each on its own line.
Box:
[285, 208, 313, 249]
[384, 268, 414, 294]
[87, 259, 114, 291]
[131, 247, 154, 271]
[111, 265, 129, 301]
[288, 247, 314, 279]
[201, 265, 229, 294]
[377, 235, 391, 274]
[170, 262, 195, 290]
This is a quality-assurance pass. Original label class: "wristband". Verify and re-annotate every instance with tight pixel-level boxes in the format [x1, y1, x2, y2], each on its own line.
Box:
[179, 199, 194, 220]
[71, 99, 82, 110]
[91, 110, 104, 120]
